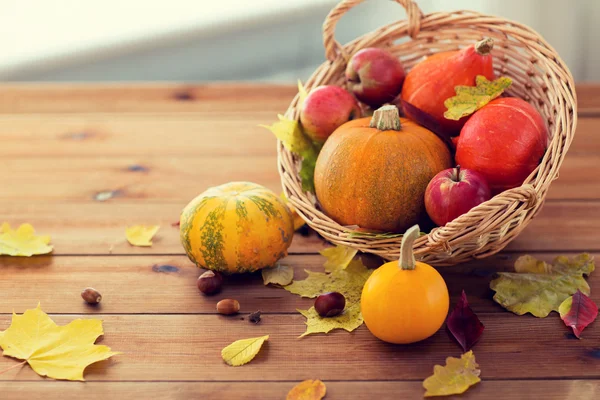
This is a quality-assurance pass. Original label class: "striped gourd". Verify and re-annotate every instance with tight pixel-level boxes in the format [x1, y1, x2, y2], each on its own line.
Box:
[180, 182, 294, 274]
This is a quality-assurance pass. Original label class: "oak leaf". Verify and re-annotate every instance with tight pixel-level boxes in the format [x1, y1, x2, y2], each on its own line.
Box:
[559, 290, 598, 339]
[423, 351, 481, 397]
[261, 115, 319, 192]
[221, 335, 269, 367]
[490, 254, 595, 317]
[286, 259, 373, 337]
[444, 75, 512, 120]
[287, 379, 327, 400]
[0, 305, 120, 381]
[0, 223, 53, 256]
[125, 225, 159, 247]
[320, 244, 358, 273]
[262, 263, 294, 286]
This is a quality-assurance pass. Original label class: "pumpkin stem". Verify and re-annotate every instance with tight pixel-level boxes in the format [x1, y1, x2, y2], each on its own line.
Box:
[369, 105, 401, 131]
[399, 225, 420, 270]
[475, 38, 494, 56]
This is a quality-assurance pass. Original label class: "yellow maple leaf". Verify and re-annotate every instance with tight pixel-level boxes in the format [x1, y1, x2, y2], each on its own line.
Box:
[423, 351, 481, 397]
[286, 259, 373, 337]
[261, 115, 319, 192]
[262, 263, 294, 286]
[125, 225, 160, 247]
[320, 245, 358, 273]
[490, 253, 595, 317]
[0, 223, 53, 256]
[221, 335, 269, 367]
[287, 379, 327, 400]
[444, 75, 512, 120]
[0, 305, 120, 381]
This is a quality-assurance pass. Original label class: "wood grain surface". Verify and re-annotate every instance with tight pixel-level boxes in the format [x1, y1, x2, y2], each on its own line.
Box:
[0, 83, 598, 400]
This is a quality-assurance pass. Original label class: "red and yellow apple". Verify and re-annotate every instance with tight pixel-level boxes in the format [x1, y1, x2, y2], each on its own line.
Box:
[425, 166, 491, 226]
[300, 85, 361, 144]
[345, 48, 405, 108]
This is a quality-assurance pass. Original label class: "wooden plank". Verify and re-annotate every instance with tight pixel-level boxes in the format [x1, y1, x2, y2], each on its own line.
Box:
[0, 312, 597, 382]
[0, 252, 596, 315]
[1, 380, 598, 400]
[0, 201, 597, 255]
[0, 83, 595, 115]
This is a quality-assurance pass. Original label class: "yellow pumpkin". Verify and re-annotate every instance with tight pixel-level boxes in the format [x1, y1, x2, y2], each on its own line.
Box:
[180, 182, 294, 274]
[361, 225, 449, 344]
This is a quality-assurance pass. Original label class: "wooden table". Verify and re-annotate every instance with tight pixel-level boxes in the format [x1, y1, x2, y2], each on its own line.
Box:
[0, 83, 599, 399]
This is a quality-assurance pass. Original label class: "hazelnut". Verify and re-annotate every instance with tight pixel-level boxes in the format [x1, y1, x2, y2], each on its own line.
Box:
[81, 287, 102, 305]
[197, 270, 223, 295]
[217, 299, 240, 315]
[315, 292, 345, 317]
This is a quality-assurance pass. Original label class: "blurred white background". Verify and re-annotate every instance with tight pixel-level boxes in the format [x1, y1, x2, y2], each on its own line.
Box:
[0, 0, 597, 82]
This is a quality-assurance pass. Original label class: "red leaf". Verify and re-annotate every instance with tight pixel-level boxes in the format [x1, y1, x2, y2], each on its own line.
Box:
[446, 290, 484, 352]
[559, 290, 598, 339]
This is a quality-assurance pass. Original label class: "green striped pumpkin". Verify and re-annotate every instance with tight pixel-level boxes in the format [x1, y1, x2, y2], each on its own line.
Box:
[180, 182, 294, 274]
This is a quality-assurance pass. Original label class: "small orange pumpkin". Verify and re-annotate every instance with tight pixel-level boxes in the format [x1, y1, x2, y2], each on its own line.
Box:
[361, 225, 449, 344]
[314, 105, 451, 233]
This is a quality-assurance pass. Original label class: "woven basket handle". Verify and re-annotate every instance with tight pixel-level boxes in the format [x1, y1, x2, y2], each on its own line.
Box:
[323, 0, 423, 62]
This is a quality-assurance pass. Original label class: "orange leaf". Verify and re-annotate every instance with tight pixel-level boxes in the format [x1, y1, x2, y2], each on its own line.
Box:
[286, 379, 327, 400]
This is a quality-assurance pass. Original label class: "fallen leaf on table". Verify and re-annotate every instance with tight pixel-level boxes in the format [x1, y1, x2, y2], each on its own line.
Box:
[444, 75, 512, 120]
[490, 254, 595, 317]
[0, 305, 120, 381]
[261, 115, 319, 192]
[559, 290, 598, 339]
[125, 225, 160, 247]
[286, 259, 374, 337]
[221, 335, 269, 367]
[280, 193, 306, 231]
[446, 290, 484, 352]
[262, 263, 294, 286]
[423, 351, 481, 397]
[320, 244, 358, 273]
[287, 379, 327, 400]
[0, 223, 53, 256]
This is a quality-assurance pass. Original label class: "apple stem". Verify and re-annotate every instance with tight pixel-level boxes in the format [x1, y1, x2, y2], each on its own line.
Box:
[398, 225, 420, 270]
[370, 105, 401, 131]
[454, 165, 461, 181]
[475, 38, 494, 55]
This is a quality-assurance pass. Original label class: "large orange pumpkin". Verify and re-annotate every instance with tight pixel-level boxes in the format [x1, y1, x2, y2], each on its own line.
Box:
[314, 105, 452, 233]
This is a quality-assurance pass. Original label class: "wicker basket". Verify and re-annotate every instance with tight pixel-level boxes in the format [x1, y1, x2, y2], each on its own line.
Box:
[278, 0, 577, 266]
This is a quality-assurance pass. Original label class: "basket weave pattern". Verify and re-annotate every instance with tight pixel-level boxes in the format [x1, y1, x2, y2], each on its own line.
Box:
[278, 0, 577, 265]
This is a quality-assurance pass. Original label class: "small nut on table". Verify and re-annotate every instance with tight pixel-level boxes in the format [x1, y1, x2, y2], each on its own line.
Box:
[81, 287, 102, 304]
[217, 299, 240, 315]
[197, 270, 223, 295]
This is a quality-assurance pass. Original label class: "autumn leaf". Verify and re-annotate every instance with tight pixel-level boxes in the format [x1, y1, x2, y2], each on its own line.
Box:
[0, 223, 53, 256]
[490, 254, 595, 317]
[297, 80, 309, 107]
[262, 263, 294, 286]
[320, 244, 358, 273]
[559, 290, 598, 339]
[423, 351, 481, 397]
[286, 259, 373, 337]
[221, 335, 269, 367]
[444, 75, 512, 120]
[261, 115, 319, 192]
[287, 379, 327, 400]
[280, 192, 306, 231]
[0, 305, 120, 381]
[446, 291, 484, 352]
[125, 225, 160, 247]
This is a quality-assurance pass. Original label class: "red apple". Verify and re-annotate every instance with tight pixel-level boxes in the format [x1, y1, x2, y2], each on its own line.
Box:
[300, 85, 361, 144]
[425, 166, 492, 226]
[346, 48, 406, 108]
[455, 97, 548, 192]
